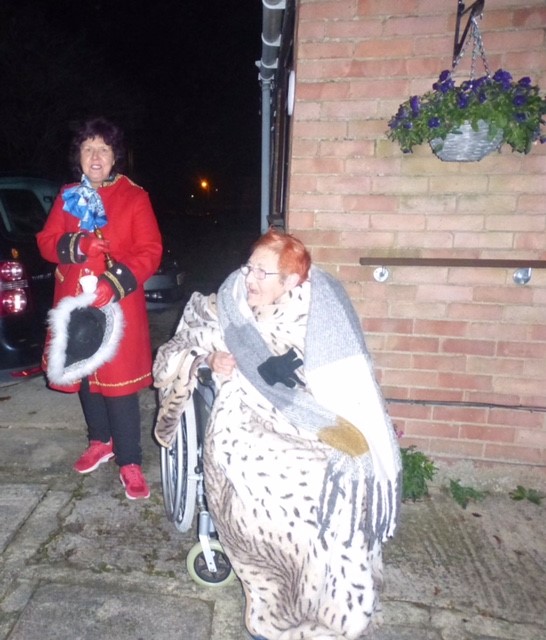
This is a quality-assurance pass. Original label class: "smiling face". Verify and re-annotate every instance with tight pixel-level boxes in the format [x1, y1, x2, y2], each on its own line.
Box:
[244, 246, 299, 307]
[79, 136, 115, 188]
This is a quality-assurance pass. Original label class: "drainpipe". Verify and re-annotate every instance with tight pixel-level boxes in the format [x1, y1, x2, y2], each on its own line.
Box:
[257, 0, 285, 234]
[261, 77, 272, 234]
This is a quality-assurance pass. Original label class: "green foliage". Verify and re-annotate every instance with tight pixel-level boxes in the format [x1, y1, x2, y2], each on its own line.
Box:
[509, 485, 545, 505]
[448, 479, 486, 509]
[387, 69, 546, 154]
[401, 446, 437, 502]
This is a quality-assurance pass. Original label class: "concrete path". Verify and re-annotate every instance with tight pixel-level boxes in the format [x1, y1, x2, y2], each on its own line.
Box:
[0, 309, 544, 640]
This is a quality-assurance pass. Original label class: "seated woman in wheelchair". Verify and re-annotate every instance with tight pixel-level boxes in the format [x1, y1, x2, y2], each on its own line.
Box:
[154, 228, 401, 640]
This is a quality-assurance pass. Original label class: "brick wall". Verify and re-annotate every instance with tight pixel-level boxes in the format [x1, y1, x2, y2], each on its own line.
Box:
[287, 0, 546, 476]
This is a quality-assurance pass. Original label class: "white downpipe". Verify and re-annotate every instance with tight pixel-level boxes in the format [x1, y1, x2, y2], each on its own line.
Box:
[261, 78, 272, 234]
[258, 0, 285, 234]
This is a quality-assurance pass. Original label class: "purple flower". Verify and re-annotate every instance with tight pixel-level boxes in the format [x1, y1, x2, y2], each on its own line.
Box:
[515, 113, 527, 123]
[513, 94, 527, 107]
[428, 117, 440, 128]
[518, 76, 532, 87]
[493, 68, 513, 91]
[433, 70, 455, 93]
[409, 95, 421, 115]
[434, 79, 454, 93]
[457, 93, 469, 108]
[493, 68, 513, 84]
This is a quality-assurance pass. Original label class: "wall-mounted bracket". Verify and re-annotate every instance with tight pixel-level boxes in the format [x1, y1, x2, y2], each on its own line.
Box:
[453, 0, 485, 66]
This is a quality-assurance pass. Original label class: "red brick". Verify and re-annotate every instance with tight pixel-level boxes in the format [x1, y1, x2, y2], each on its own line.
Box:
[383, 15, 449, 37]
[350, 78, 411, 99]
[448, 303, 504, 321]
[497, 340, 546, 359]
[289, 194, 345, 212]
[442, 339, 495, 356]
[291, 157, 345, 174]
[466, 356, 524, 376]
[459, 425, 516, 444]
[297, 82, 351, 102]
[292, 120, 348, 140]
[407, 422, 461, 439]
[320, 139, 374, 158]
[316, 175, 373, 194]
[299, 41, 357, 60]
[513, 6, 546, 28]
[515, 429, 546, 448]
[326, 19, 383, 39]
[484, 443, 543, 465]
[315, 212, 369, 230]
[429, 439, 485, 459]
[410, 388, 465, 403]
[299, 0, 358, 21]
[437, 372, 493, 392]
[357, 0, 418, 16]
[385, 335, 440, 353]
[489, 408, 545, 430]
[355, 38, 415, 59]
[286, 211, 315, 230]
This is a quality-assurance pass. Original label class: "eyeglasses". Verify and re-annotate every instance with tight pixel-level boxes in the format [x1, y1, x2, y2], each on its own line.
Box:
[240, 264, 280, 280]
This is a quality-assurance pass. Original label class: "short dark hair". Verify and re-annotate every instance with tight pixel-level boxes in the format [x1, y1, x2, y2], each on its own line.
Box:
[69, 117, 126, 179]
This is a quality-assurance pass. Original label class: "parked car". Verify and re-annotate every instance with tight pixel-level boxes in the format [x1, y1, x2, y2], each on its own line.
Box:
[144, 246, 185, 311]
[0, 176, 59, 382]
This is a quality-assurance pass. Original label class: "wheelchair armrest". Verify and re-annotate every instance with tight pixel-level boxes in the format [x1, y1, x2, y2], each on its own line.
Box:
[197, 366, 213, 387]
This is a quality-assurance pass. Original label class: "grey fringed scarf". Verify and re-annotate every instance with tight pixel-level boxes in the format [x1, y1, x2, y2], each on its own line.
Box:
[217, 266, 402, 544]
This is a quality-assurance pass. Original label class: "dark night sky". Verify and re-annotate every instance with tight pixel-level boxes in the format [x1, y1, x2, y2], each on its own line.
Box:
[1, 0, 263, 215]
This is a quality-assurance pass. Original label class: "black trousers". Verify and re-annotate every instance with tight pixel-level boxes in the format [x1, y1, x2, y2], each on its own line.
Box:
[78, 378, 142, 467]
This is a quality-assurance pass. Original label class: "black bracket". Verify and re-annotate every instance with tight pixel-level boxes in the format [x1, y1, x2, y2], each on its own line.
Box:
[453, 0, 485, 66]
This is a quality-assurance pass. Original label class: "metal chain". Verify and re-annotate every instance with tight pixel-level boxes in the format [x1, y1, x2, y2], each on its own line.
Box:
[470, 17, 491, 78]
[452, 14, 491, 79]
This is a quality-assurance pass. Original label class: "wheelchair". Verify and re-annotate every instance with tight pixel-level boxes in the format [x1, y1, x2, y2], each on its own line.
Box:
[160, 368, 236, 587]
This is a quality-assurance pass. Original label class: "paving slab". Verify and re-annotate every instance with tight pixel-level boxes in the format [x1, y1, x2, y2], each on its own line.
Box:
[383, 494, 546, 626]
[0, 485, 47, 554]
[8, 583, 212, 640]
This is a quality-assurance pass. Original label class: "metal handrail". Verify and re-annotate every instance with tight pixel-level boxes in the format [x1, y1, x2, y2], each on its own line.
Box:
[359, 257, 546, 268]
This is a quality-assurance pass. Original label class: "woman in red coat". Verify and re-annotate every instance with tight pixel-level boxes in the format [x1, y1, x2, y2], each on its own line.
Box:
[37, 117, 162, 500]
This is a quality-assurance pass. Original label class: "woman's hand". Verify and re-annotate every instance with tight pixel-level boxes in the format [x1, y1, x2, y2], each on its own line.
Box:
[207, 351, 236, 377]
[78, 233, 110, 257]
[91, 278, 115, 307]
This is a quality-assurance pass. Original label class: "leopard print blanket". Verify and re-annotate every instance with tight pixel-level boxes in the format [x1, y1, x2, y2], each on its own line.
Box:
[153, 269, 401, 640]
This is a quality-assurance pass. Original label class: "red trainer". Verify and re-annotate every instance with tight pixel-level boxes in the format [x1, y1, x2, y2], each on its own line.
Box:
[73, 439, 114, 474]
[119, 464, 150, 500]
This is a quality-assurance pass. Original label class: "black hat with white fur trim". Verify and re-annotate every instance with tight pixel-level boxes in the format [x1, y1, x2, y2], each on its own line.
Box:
[46, 292, 124, 386]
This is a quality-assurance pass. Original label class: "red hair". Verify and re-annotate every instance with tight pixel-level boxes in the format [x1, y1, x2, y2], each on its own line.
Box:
[252, 228, 311, 284]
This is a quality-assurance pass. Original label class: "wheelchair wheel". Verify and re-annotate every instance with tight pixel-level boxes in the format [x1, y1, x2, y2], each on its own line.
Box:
[186, 539, 236, 587]
[160, 399, 199, 532]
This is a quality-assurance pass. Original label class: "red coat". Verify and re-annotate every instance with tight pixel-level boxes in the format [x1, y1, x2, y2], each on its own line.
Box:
[37, 174, 162, 396]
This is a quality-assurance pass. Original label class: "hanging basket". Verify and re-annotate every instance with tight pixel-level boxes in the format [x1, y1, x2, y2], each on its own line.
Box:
[430, 119, 504, 162]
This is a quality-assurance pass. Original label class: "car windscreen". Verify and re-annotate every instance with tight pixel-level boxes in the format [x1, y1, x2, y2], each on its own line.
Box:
[0, 188, 48, 241]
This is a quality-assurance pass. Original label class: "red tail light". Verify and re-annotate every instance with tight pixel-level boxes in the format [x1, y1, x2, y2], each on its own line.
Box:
[0, 260, 29, 316]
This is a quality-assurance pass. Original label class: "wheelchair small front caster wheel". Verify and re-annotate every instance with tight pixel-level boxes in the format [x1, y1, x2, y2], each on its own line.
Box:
[186, 539, 236, 587]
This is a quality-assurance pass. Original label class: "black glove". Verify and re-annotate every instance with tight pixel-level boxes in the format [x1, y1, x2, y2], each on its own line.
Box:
[258, 348, 304, 388]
